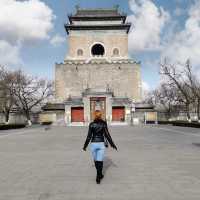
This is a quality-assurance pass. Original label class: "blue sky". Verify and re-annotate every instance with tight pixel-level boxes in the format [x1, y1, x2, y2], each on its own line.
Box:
[0, 0, 200, 92]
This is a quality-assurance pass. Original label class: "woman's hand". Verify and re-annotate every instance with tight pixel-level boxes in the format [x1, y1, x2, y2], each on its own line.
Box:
[111, 145, 118, 151]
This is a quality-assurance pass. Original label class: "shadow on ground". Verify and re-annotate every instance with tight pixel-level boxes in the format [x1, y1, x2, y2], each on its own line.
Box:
[103, 156, 117, 175]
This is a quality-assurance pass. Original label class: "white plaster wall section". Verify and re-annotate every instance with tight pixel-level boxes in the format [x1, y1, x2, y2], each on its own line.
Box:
[66, 32, 128, 59]
[69, 30, 127, 35]
[73, 20, 123, 25]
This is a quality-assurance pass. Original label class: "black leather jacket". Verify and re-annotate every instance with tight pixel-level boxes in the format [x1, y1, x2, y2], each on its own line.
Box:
[83, 119, 117, 149]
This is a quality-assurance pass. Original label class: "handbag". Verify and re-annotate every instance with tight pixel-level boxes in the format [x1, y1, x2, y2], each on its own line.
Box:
[104, 136, 109, 148]
[103, 127, 109, 148]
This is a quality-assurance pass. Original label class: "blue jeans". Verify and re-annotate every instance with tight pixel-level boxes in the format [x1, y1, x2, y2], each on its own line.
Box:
[90, 142, 105, 161]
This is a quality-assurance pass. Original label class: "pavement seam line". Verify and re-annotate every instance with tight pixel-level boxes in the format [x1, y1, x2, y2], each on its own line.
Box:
[0, 128, 43, 138]
[154, 127, 200, 137]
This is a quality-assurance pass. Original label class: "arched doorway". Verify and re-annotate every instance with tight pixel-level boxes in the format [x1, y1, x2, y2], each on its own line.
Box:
[91, 43, 105, 56]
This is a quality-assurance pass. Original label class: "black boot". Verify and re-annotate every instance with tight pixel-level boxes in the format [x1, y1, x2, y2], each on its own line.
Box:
[96, 161, 104, 184]
[99, 161, 104, 180]
[94, 160, 97, 169]
[95, 161, 100, 184]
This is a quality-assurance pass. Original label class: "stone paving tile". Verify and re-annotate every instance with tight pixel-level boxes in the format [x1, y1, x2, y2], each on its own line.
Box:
[1, 125, 200, 199]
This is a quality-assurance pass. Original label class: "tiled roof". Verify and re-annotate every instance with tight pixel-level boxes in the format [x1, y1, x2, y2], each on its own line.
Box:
[112, 97, 132, 105]
[42, 103, 65, 111]
[134, 103, 154, 109]
[64, 98, 83, 105]
[74, 8, 121, 17]
[65, 23, 131, 34]
[82, 88, 113, 97]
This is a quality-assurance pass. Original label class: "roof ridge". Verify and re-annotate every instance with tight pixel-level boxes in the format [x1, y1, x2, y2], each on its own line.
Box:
[75, 5, 119, 11]
[73, 6, 122, 17]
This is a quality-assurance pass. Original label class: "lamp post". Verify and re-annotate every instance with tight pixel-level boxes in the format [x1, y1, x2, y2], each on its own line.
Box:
[130, 102, 135, 126]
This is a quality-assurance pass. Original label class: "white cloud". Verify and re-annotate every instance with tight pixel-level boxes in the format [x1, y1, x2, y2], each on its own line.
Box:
[0, 0, 55, 44]
[142, 81, 151, 100]
[127, 0, 170, 52]
[0, 0, 54, 67]
[142, 81, 150, 91]
[162, 0, 200, 67]
[0, 40, 22, 66]
[127, 0, 200, 88]
[50, 34, 65, 46]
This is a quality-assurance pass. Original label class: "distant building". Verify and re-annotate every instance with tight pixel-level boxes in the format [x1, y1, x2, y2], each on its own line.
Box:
[42, 6, 154, 125]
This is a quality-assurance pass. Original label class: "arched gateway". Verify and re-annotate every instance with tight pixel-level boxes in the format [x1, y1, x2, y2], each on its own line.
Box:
[42, 6, 145, 125]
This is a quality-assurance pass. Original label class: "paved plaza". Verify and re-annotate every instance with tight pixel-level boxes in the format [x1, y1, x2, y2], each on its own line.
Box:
[1, 125, 200, 199]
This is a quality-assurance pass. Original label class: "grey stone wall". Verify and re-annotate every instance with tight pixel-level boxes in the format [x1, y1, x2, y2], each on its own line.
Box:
[55, 61, 141, 102]
[0, 113, 40, 124]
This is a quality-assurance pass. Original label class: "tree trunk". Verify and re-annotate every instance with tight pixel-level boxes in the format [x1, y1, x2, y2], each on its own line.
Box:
[25, 110, 32, 126]
[3, 108, 10, 124]
[197, 98, 200, 123]
[27, 120, 32, 126]
[168, 105, 172, 120]
[186, 102, 191, 122]
[5, 111, 10, 124]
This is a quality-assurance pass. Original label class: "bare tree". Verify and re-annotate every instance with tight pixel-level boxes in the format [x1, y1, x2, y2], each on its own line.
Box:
[160, 60, 194, 121]
[0, 67, 17, 124]
[157, 83, 179, 117]
[145, 83, 179, 119]
[184, 60, 200, 122]
[14, 70, 53, 125]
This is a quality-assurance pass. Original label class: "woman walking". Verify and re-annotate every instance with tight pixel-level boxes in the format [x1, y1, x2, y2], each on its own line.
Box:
[83, 110, 117, 184]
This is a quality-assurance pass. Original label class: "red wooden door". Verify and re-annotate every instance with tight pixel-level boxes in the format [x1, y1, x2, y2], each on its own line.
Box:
[112, 107, 125, 122]
[71, 107, 84, 122]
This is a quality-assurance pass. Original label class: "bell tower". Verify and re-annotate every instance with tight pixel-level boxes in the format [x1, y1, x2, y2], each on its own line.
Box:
[54, 6, 142, 124]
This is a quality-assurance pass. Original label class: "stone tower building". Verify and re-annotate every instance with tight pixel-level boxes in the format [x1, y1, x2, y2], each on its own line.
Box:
[43, 6, 144, 125]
